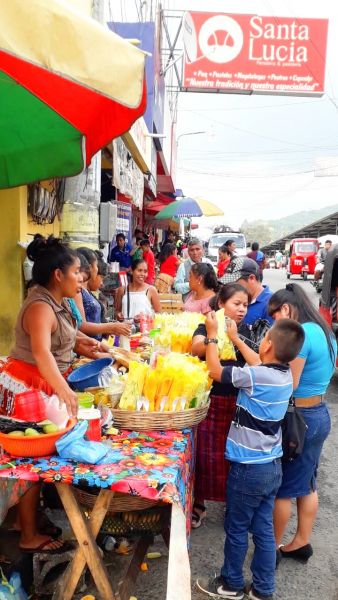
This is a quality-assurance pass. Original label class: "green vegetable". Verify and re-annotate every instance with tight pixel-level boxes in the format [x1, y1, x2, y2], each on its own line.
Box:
[24, 428, 40, 437]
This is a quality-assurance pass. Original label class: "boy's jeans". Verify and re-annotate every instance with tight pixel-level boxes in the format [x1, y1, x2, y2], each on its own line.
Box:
[221, 460, 282, 596]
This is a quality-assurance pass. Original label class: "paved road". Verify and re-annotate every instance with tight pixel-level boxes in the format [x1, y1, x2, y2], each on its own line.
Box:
[134, 268, 338, 600]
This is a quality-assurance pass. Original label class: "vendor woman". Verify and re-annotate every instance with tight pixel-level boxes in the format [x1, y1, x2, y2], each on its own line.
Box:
[0, 234, 105, 552]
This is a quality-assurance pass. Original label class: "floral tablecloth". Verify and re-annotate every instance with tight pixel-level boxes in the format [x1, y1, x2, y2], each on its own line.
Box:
[0, 429, 195, 527]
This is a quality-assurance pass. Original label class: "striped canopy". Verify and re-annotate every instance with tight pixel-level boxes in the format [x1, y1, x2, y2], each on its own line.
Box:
[155, 197, 223, 219]
[0, 0, 147, 188]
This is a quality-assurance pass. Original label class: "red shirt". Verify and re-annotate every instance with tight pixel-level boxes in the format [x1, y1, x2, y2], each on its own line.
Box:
[217, 258, 230, 278]
[143, 249, 155, 284]
[160, 255, 179, 278]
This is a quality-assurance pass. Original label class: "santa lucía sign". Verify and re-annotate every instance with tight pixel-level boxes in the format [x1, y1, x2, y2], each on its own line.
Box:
[182, 12, 328, 96]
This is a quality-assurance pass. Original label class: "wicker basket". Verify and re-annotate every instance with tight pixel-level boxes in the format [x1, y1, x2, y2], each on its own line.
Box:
[102, 506, 170, 536]
[74, 487, 157, 515]
[111, 402, 210, 431]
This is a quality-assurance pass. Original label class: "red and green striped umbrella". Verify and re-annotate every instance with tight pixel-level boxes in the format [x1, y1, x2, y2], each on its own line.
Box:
[0, 0, 147, 189]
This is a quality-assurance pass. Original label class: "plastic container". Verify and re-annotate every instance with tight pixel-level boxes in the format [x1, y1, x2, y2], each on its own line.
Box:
[119, 335, 131, 351]
[44, 394, 69, 429]
[77, 408, 101, 441]
[0, 419, 76, 457]
[76, 392, 95, 409]
[13, 390, 47, 422]
[67, 358, 113, 391]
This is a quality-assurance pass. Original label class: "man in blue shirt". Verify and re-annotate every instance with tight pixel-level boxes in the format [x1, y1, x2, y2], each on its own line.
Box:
[109, 233, 132, 271]
[220, 257, 273, 325]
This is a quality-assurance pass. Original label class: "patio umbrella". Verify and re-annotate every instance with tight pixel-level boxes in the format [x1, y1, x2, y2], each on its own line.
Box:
[0, 0, 147, 188]
[154, 197, 223, 219]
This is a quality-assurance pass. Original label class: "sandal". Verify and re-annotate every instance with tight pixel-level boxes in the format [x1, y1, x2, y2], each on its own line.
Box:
[191, 503, 206, 529]
[19, 538, 73, 554]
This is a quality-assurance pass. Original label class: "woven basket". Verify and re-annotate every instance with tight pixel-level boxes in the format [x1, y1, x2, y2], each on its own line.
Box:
[102, 506, 170, 536]
[74, 487, 157, 515]
[111, 402, 210, 431]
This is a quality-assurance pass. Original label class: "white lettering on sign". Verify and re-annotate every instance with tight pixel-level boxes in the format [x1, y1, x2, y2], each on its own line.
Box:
[250, 16, 309, 41]
[249, 16, 309, 64]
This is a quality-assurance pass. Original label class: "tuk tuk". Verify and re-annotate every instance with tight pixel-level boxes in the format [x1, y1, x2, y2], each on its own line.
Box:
[286, 238, 319, 280]
[319, 244, 338, 328]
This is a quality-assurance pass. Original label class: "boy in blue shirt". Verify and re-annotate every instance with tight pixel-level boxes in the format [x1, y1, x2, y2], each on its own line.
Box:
[197, 315, 305, 600]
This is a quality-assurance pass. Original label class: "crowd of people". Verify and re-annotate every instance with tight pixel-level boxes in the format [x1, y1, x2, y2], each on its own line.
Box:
[0, 230, 336, 600]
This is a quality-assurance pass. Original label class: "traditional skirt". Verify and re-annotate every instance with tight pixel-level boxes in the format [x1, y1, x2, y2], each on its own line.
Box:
[194, 392, 237, 502]
[0, 358, 56, 416]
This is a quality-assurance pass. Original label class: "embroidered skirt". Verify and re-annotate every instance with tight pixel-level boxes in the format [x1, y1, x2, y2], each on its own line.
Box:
[194, 392, 237, 502]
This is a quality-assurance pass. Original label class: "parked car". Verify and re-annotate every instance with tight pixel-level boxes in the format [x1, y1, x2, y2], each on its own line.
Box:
[207, 232, 247, 263]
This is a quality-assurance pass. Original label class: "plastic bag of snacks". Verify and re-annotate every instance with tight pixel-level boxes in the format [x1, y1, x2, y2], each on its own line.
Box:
[215, 309, 236, 361]
[118, 354, 211, 412]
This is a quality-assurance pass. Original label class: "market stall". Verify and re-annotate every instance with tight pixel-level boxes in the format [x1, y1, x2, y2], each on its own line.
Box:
[0, 428, 194, 600]
[0, 312, 216, 599]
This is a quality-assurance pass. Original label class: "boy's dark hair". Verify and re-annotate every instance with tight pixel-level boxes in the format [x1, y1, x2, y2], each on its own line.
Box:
[267, 318, 304, 364]
[251, 242, 259, 251]
[140, 239, 150, 248]
[116, 233, 125, 241]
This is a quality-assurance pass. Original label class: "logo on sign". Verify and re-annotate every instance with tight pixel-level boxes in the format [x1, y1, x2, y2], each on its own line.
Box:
[184, 12, 243, 64]
[199, 15, 243, 63]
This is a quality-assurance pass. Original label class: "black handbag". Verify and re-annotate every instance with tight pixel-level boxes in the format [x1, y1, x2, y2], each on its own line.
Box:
[282, 397, 308, 461]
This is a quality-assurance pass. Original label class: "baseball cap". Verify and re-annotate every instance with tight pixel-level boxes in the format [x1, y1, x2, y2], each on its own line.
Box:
[219, 257, 259, 284]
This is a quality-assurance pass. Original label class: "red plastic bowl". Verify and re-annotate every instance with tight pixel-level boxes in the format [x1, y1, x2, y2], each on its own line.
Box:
[13, 389, 47, 422]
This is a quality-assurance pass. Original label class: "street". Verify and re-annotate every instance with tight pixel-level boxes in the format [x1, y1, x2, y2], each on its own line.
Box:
[133, 268, 338, 600]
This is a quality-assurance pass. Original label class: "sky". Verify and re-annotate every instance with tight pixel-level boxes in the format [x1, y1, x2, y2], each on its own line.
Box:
[109, 0, 338, 231]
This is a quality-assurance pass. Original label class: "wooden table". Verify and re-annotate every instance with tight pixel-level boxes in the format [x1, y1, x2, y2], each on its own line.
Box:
[52, 485, 191, 600]
[0, 429, 194, 599]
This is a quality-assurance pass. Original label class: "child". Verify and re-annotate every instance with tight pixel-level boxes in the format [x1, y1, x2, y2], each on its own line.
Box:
[197, 314, 305, 600]
[140, 239, 155, 285]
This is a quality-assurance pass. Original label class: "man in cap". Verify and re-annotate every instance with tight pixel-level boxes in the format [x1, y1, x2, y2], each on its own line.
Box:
[174, 237, 212, 298]
[220, 257, 273, 325]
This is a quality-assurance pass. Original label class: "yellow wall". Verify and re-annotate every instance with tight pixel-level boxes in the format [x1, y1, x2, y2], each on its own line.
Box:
[0, 186, 60, 355]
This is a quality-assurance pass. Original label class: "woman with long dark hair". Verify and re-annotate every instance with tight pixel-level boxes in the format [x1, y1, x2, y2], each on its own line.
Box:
[191, 283, 255, 527]
[74, 247, 131, 340]
[115, 259, 161, 320]
[184, 263, 219, 315]
[268, 283, 336, 564]
[0, 235, 104, 553]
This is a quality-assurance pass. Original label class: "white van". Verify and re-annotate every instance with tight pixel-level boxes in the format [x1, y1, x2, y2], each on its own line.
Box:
[207, 232, 247, 263]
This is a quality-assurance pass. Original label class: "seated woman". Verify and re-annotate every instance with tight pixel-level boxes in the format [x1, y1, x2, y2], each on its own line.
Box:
[74, 247, 131, 340]
[184, 263, 218, 315]
[0, 235, 105, 553]
[115, 259, 161, 320]
[155, 243, 180, 293]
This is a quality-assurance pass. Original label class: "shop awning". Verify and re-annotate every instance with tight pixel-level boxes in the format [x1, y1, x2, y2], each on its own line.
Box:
[145, 192, 175, 215]
[0, 0, 147, 188]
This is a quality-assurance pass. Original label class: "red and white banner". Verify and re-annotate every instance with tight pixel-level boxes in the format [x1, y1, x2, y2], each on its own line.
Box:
[182, 12, 328, 96]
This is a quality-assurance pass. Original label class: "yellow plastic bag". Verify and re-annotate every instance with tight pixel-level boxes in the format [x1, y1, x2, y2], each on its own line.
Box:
[215, 309, 236, 361]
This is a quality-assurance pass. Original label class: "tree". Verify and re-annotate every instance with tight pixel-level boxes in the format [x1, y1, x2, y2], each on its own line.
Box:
[241, 221, 272, 247]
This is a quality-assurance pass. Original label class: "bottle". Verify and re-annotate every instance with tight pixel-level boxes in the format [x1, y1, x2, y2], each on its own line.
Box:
[99, 535, 117, 552]
[139, 313, 148, 334]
